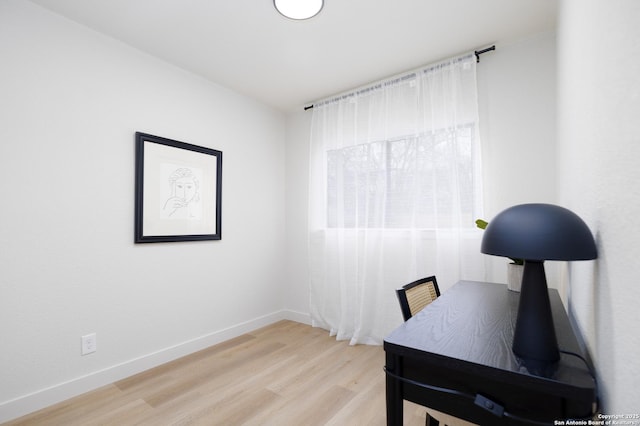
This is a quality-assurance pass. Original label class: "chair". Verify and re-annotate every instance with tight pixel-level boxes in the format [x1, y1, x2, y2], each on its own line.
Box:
[396, 275, 440, 321]
[396, 276, 444, 426]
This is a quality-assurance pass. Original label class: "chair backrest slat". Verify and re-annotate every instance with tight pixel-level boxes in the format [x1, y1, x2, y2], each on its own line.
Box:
[405, 282, 437, 316]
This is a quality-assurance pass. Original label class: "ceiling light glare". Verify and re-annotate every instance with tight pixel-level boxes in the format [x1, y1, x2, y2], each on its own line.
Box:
[274, 0, 324, 20]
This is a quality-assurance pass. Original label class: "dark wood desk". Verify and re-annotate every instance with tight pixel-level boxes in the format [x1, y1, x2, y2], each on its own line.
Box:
[384, 281, 596, 425]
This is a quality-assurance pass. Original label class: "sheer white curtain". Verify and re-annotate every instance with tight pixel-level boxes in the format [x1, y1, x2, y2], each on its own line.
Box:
[308, 53, 485, 345]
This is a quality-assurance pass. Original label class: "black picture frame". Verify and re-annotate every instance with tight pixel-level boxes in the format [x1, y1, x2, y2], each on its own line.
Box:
[135, 132, 222, 243]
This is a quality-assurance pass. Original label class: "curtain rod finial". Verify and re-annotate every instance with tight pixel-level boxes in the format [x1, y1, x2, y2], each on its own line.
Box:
[474, 45, 496, 63]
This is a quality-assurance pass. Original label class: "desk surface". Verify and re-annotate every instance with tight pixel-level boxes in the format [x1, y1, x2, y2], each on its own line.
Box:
[384, 280, 596, 425]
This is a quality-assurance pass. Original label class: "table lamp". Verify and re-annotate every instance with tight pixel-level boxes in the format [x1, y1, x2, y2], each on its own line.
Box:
[480, 203, 597, 373]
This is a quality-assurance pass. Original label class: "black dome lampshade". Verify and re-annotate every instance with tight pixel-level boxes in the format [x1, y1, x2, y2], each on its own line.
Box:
[481, 204, 597, 374]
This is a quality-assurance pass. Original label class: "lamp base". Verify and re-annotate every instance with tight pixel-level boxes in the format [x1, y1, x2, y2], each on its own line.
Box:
[512, 260, 560, 375]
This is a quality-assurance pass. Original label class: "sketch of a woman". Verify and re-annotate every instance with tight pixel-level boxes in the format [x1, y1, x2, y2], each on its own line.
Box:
[163, 168, 200, 218]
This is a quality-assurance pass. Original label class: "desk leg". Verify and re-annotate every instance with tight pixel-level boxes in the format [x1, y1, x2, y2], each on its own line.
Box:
[385, 352, 403, 426]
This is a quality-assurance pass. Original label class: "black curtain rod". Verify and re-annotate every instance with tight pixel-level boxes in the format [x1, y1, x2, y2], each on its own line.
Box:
[474, 45, 496, 63]
[304, 45, 495, 111]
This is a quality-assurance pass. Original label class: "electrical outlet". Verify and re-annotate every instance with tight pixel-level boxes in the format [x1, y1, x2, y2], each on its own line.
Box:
[81, 333, 96, 355]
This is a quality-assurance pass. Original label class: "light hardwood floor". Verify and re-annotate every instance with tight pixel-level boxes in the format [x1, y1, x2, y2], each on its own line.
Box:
[7, 320, 437, 426]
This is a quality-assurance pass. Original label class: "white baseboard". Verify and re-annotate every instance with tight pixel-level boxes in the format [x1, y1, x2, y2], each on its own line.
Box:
[282, 309, 311, 325]
[0, 310, 310, 423]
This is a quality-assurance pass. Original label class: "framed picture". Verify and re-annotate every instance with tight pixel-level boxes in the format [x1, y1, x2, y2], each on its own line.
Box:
[135, 132, 222, 243]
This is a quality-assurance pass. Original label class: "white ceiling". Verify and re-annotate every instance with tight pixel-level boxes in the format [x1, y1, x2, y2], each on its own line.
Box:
[27, 0, 557, 112]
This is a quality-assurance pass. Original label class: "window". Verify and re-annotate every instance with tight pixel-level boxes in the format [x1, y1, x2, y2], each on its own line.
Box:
[327, 124, 478, 229]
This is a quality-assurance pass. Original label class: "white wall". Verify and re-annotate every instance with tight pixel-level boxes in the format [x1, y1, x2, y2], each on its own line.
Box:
[0, 0, 287, 421]
[476, 32, 559, 284]
[478, 32, 558, 215]
[557, 0, 640, 412]
[283, 32, 559, 311]
[284, 110, 313, 317]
